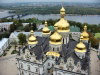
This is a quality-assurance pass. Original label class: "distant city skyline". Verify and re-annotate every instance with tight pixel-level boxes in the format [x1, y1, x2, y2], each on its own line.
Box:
[0, 0, 99, 3]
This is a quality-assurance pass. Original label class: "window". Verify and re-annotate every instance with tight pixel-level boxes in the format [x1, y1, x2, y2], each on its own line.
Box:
[48, 63, 50, 66]
[20, 63, 23, 68]
[28, 65, 30, 70]
[36, 68, 38, 72]
[21, 71, 24, 75]
[53, 48, 54, 51]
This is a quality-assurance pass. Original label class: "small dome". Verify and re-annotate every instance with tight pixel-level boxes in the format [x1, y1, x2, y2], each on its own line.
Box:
[75, 35, 86, 52]
[42, 21, 50, 34]
[49, 31, 62, 45]
[81, 25, 89, 40]
[28, 30, 38, 45]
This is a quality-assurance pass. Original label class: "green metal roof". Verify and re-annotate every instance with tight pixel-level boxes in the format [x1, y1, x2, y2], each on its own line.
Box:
[48, 26, 80, 32]
[70, 26, 80, 32]
[48, 26, 54, 31]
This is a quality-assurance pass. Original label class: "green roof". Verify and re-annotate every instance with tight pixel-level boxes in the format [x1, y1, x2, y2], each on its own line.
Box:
[95, 33, 100, 39]
[48, 26, 80, 32]
[70, 26, 80, 32]
[48, 26, 54, 31]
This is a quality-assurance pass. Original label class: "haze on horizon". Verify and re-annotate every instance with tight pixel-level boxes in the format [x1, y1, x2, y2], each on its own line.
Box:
[0, 0, 99, 3]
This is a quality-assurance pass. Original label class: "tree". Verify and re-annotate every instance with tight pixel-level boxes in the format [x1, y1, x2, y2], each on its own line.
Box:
[12, 40, 17, 50]
[88, 32, 99, 48]
[32, 23, 37, 31]
[18, 33, 26, 45]
[9, 23, 16, 32]
[24, 25, 30, 32]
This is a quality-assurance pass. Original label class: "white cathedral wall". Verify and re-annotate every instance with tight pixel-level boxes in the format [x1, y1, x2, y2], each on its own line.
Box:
[49, 44, 62, 52]
[43, 59, 55, 74]
[75, 52, 85, 59]
[71, 32, 80, 41]
[17, 59, 44, 75]
[59, 32, 70, 44]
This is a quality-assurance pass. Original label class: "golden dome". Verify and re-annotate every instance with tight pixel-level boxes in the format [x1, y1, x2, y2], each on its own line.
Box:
[42, 21, 50, 34]
[54, 6, 70, 32]
[28, 30, 38, 45]
[57, 18, 70, 32]
[81, 25, 89, 40]
[75, 35, 86, 52]
[49, 31, 62, 45]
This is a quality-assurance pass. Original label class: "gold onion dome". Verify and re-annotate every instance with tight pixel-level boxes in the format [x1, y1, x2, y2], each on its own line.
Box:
[81, 25, 89, 40]
[75, 35, 86, 53]
[28, 30, 38, 45]
[49, 28, 62, 45]
[42, 21, 50, 34]
[54, 6, 70, 32]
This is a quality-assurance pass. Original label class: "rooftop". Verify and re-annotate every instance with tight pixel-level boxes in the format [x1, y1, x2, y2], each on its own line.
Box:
[0, 38, 8, 49]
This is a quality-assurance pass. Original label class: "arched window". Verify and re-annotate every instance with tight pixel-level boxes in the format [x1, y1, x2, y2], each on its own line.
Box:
[36, 68, 38, 72]
[28, 65, 30, 70]
[48, 63, 50, 66]
[21, 71, 24, 75]
[53, 48, 54, 51]
[20, 63, 23, 68]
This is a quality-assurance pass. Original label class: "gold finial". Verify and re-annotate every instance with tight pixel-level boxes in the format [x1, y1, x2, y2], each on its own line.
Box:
[45, 21, 48, 27]
[30, 30, 34, 35]
[60, 6, 66, 18]
[80, 34, 83, 41]
[84, 25, 87, 32]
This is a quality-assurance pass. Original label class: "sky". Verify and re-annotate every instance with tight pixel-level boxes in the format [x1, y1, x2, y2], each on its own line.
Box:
[0, 0, 99, 3]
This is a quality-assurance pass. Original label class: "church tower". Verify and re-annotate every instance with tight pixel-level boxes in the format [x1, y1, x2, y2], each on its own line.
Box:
[49, 28, 62, 53]
[54, 6, 70, 44]
[42, 21, 51, 37]
[28, 30, 38, 49]
[81, 25, 89, 43]
[75, 34, 87, 59]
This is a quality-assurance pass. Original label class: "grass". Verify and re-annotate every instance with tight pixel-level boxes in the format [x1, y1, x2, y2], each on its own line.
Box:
[95, 33, 100, 39]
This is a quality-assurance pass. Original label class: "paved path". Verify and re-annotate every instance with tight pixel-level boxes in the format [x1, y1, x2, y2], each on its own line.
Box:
[90, 50, 100, 75]
[6, 46, 15, 56]
[0, 55, 18, 75]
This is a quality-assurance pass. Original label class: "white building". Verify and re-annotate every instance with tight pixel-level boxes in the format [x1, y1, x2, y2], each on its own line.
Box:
[0, 22, 13, 31]
[0, 38, 9, 55]
[0, 22, 29, 31]
[9, 31, 42, 43]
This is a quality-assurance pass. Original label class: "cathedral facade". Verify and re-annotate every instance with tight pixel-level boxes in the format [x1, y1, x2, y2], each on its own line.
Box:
[17, 6, 90, 75]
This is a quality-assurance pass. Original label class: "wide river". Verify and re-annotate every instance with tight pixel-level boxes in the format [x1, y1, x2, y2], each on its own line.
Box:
[21, 14, 100, 25]
[0, 10, 100, 25]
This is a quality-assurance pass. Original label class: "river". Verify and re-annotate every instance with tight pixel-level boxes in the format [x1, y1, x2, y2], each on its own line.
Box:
[21, 14, 100, 25]
[0, 10, 100, 25]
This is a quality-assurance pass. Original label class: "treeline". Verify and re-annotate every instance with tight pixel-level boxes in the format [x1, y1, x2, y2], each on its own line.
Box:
[8, 6, 100, 15]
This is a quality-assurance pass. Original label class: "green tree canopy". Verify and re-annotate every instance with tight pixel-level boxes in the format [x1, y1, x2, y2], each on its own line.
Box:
[9, 23, 16, 32]
[18, 33, 27, 45]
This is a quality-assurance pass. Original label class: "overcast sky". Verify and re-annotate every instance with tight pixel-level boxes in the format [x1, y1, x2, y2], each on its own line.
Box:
[0, 0, 99, 3]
